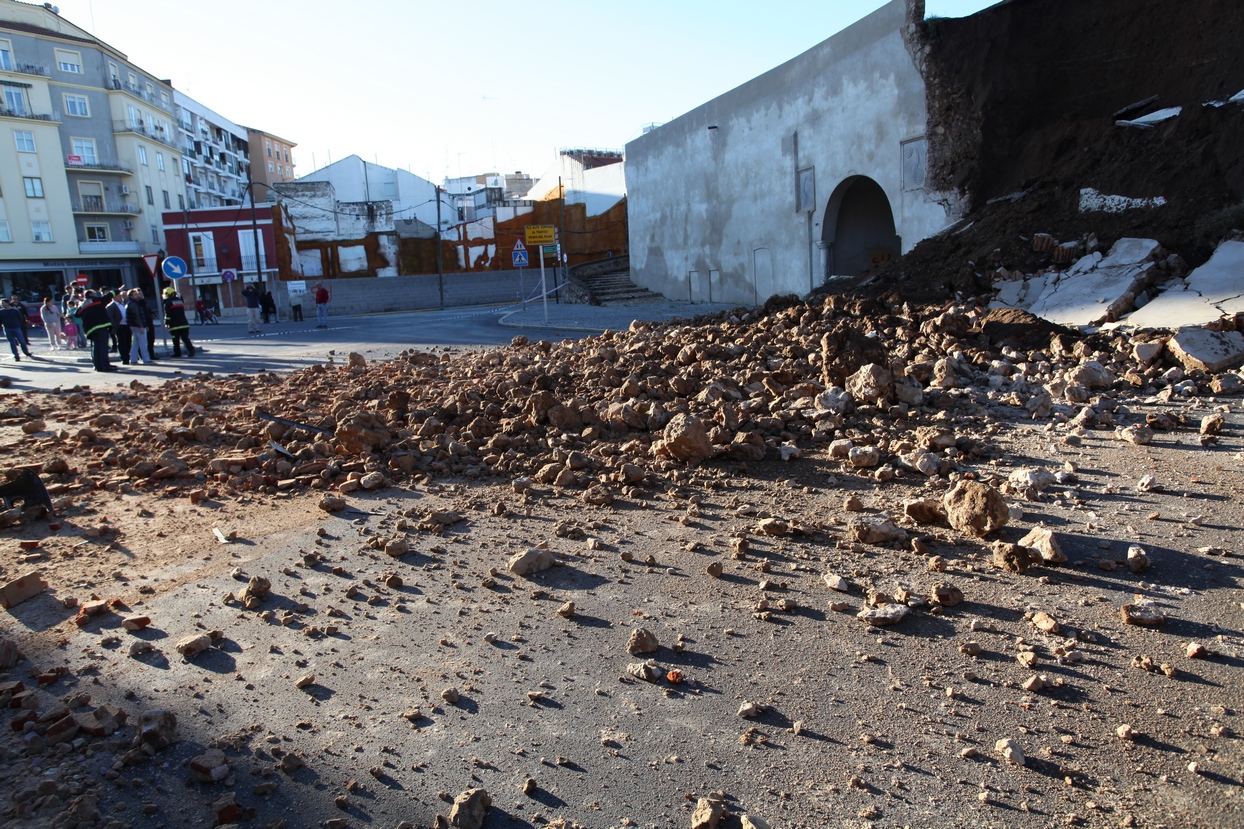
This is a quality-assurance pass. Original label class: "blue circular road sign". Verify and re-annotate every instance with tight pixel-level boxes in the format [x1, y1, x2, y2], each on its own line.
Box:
[161, 255, 188, 280]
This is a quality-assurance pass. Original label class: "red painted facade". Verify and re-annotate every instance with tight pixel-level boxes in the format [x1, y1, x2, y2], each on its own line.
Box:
[160, 206, 280, 276]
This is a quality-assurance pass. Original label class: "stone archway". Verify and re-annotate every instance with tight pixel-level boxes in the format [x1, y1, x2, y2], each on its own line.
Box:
[821, 176, 900, 278]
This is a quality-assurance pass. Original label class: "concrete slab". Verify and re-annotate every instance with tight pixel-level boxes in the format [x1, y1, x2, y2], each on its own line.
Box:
[1000, 238, 1162, 327]
[1125, 241, 1244, 328]
[1166, 327, 1244, 373]
[1115, 106, 1182, 128]
[1079, 188, 1167, 212]
[1027, 263, 1156, 327]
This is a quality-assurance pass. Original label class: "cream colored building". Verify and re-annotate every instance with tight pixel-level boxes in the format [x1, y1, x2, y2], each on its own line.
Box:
[0, 0, 185, 299]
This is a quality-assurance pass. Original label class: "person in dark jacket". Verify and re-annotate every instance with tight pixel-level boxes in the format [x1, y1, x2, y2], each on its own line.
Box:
[1, 300, 32, 361]
[260, 290, 276, 325]
[104, 291, 133, 365]
[162, 287, 195, 357]
[124, 289, 152, 364]
[241, 283, 261, 335]
[8, 293, 32, 355]
[76, 291, 115, 372]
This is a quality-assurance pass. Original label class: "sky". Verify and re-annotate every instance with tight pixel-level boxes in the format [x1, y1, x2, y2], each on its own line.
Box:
[48, 0, 997, 183]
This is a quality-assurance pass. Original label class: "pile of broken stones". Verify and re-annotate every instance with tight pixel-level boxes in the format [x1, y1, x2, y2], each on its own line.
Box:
[1, 290, 1242, 828]
[0, 293, 1238, 524]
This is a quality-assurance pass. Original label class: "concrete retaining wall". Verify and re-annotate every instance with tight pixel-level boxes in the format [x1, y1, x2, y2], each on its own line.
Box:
[280, 270, 550, 317]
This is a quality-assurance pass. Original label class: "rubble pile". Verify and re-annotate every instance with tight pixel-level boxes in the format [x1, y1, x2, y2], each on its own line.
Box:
[0, 292, 1239, 524]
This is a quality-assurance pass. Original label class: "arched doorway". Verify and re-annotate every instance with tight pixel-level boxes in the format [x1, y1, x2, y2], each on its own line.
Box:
[821, 176, 900, 278]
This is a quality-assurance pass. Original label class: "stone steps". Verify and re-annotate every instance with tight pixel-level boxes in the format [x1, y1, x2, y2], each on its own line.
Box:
[576, 268, 662, 304]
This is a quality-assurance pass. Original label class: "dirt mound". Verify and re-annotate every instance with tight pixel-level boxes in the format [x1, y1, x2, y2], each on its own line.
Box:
[839, 103, 1244, 306]
[978, 307, 1074, 352]
[843, 0, 1244, 305]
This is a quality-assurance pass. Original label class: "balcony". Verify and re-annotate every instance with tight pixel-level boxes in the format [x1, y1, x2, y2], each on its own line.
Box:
[105, 78, 172, 113]
[112, 119, 177, 149]
[79, 240, 145, 255]
[0, 106, 56, 122]
[0, 60, 49, 76]
[72, 198, 140, 215]
[66, 158, 132, 174]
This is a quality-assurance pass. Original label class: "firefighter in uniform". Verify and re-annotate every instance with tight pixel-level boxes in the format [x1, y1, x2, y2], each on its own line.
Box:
[162, 288, 196, 357]
[76, 290, 116, 372]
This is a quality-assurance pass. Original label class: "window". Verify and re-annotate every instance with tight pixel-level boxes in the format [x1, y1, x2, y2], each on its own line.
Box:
[14, 131, 35, 153]
[127, 71, 137, 90]
[3, 87, 27, 116]
[277, 165, 282, 175]
[162, 190, 170, 209]
[285, 149, 290, 163]
[268, 161, 274, 173]
[23, 177, 43, 198]
[151, 225, 160, 244]
[265, 139, 271, 157]
[160, 91, 169, 108]
[0, 39, 13, 72]
[71, 138, 97, 165]
[63, 93, 89, 117]
[0, 221, 10, 243]
[78, 181, 102, 211]
[108, 62, 119, 83]
[138, 145, 148, 165]
[178, 193, 184, 210]
[55, 49, 81, 74]
[145, 185, 153, 205]
[31, 221, 52, 242]
[182, 158, 190, 176]
[85, 224, 108, 242]
[156, 152, 164, 171]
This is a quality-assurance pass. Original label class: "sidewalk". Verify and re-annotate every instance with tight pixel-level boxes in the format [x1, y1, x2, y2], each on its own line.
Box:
[499, 298, 736, 332]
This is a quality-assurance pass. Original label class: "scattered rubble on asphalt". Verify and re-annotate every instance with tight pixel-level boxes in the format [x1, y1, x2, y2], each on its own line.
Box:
[0, 245, 1242, 827]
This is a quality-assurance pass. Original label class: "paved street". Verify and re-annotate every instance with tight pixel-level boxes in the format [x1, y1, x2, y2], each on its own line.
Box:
[0, 305, 586, 393]
[0, 299, 735, 393]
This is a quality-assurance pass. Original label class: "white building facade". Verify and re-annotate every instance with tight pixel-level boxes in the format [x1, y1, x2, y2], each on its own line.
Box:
[173, 91, 250, 210]
[625, 0, 958, 305]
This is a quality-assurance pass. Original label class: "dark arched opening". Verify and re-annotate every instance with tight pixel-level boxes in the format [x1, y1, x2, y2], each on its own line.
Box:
[821, 176, 900, 278]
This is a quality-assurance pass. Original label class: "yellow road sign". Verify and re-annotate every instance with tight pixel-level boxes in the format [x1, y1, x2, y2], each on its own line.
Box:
[525, 225, 556, 245]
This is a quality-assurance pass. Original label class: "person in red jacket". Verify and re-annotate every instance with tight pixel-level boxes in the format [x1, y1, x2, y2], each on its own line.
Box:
[314, 283, 330, 328]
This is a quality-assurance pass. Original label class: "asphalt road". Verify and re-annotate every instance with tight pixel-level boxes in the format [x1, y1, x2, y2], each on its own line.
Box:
[0, 305, 592, 392]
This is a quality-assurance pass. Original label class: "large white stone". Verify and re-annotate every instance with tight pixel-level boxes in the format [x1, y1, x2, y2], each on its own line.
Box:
[1025, 239, 1161, 327]
[1124, 241, 1244, 329]
[1166, 328, 1244, 373]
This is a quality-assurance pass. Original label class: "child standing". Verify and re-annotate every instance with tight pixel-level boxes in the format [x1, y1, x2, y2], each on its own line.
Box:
[63, 301, 79, 349]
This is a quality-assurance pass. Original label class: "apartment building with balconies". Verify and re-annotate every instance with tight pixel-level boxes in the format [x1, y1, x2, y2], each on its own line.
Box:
[0, 0, 185, 299]
[175, 91, 250, 210]
[245, 127, 296, 203]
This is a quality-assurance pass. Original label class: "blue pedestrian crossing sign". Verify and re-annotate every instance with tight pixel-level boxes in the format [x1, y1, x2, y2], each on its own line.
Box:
[512, 240, 528, 268]
[161, 255, 188, 280]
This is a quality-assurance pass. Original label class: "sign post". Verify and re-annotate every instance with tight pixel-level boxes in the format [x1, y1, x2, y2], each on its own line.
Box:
[512, 240, 529, 312]
[525, 226, 556, 323]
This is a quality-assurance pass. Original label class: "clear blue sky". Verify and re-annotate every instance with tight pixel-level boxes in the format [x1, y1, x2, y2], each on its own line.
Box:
[50, 0, 996, 182]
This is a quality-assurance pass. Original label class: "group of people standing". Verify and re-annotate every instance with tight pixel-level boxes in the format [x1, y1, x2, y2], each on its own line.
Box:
[3, 284, 196, 372]
[4, 279, 332, 370]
